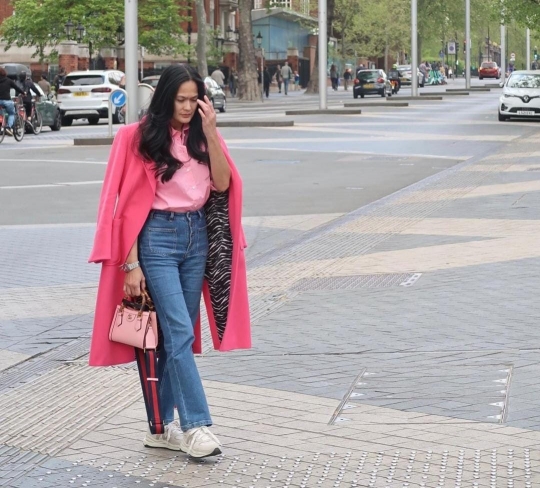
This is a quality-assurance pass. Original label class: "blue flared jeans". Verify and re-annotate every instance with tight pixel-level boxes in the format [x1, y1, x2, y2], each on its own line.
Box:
[139, 209, 212, 432]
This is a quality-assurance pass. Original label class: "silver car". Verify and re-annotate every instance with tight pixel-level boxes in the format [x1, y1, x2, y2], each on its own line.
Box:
[397, 65, 425, 87]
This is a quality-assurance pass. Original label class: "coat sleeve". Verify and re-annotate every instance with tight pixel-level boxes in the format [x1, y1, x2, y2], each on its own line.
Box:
[88, 126, 129, 263]
[215, 130, 248, 250]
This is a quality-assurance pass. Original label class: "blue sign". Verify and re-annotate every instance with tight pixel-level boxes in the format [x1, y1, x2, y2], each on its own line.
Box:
[110, 90, 126, 107]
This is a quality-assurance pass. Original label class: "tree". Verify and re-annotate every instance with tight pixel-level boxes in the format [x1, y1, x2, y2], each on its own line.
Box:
[0, 0, 189, 62]
[194, 0, 208, 77]
[237, 0, 259, 101]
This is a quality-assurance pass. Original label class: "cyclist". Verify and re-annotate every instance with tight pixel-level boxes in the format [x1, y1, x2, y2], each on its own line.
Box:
[0, 66, 25, 136]
[17, 72, 41, 121]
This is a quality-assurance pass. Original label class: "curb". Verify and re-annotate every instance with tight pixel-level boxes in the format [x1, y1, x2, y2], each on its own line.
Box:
[285, 108, 362, 115]
[394, 96, 444, 101]
[447, 87, 491, 92]
[74, 137, 115, 146]
[421, 92, 470, 96]
[217, 120, 294, 127]
[343, 102, 408, 108]
[73, 119, 295, 146]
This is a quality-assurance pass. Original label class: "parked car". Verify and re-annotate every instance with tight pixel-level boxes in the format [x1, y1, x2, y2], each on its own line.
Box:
[479, 61, 501, 80]
[498, 70, 540, 121]
[204, 77, 226, 112]
[1, 63, 62, 132]
[397, 65, 425, 87]
[141, 75, 226, 112]
[33, 84, 63, 132]
[353, 69, 393, 98]
[140, 75, 160, 88]
[56, 70, 125, 125]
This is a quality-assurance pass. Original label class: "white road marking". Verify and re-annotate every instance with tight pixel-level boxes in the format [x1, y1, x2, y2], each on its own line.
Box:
[0, 180, 103, 190]
[0, 159, 107, 164]
[227, 145, 470, 161]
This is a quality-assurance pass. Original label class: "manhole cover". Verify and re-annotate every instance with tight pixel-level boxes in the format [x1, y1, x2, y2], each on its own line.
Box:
[291, 273, 421, 291]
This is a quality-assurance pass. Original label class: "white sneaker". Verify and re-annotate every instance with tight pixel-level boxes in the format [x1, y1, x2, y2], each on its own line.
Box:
[143, 420, 183, 451]
[180, 426, 222, 458]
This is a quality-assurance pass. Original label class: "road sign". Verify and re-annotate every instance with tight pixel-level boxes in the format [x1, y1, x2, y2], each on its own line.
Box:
[448, 42, 456, 55]
[439, 50, 445, 59]
[111, 90, 127, 107]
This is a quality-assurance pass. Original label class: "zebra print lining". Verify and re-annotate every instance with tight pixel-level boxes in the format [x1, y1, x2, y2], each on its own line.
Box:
[204, 190, 233, 342]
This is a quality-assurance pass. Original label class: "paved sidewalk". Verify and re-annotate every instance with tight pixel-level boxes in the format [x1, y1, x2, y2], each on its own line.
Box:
[2, 127, 540, 487]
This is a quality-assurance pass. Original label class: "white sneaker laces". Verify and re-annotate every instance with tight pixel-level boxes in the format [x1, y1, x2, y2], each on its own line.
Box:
[165, 420, 181, 442]
[187, 426, 220, 450]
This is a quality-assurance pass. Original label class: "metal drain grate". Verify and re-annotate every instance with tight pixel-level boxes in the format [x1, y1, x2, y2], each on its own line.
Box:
[291, 273, 421, 291]
[331, 364, 513, 426]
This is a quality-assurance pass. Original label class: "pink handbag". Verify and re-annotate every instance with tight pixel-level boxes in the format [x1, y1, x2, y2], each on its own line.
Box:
[109, 291, 158, 350]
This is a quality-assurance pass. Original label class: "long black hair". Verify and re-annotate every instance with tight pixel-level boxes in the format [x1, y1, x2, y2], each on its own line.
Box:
[138, 64, 209, 183]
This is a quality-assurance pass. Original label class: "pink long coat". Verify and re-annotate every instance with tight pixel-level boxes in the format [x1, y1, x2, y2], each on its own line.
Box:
[88, 123, 251, 366]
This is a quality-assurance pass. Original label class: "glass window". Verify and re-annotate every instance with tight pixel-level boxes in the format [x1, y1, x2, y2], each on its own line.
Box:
[356, 70, 378, 81]
[63, 75, 105, 86]
[109, 74, 119, 85]
[507, 74, 540, 88]
[481, 62, 497, 68]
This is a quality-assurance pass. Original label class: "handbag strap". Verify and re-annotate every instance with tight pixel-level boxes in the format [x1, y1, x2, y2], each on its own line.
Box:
[135, 347, 164, 435]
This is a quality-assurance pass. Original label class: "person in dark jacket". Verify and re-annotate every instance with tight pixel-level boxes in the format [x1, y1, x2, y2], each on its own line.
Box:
[0, 67, 25, 135]
[263, 66, 271, 98]
[17, 72, 40, 119]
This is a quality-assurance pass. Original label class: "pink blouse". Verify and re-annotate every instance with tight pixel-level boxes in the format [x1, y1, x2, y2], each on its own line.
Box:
[152, 126, 212, 212]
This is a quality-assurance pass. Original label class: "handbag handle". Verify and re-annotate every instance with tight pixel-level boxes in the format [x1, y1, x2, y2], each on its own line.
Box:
[121, 290, 155, 315]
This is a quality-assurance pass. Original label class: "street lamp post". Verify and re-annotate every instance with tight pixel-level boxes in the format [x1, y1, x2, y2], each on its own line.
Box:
[125, 0, 139, 124]
[465, 0, 471, 89]
[526, 28, 531, 70]
[256, 32, 264, 102]
[500, 24, 506, 84]
[65, 18, 74, 40]
[411, 0, 418, 97]
[318, 0, 327, 109]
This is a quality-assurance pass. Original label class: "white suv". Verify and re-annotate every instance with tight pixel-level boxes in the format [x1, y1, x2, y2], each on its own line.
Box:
[56, 70, 124, 125]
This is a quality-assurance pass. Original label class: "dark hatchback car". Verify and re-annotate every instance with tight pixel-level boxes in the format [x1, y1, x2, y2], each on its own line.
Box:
[0, 63, 62, 131]
[353, 69, 392, 99]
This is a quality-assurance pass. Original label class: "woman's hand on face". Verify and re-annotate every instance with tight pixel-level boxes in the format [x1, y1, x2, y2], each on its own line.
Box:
[197, 95, 217, 137]
[124, 267, 146, 297]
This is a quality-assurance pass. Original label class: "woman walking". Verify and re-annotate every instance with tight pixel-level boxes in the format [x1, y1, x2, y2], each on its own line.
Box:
[88, 64, 251, 459]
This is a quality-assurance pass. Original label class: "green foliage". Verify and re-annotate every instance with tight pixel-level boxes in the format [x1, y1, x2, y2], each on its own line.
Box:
[0, 0, 189, 60]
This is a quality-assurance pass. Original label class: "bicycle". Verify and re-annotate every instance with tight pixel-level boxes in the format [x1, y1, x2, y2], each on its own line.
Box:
[0, 106, 7, 144]
[12, 96, 26, 142]
[0, 103, 24, 143]
[26, 99, 43, 135]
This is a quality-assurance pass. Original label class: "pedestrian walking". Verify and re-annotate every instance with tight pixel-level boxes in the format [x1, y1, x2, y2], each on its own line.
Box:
[294, 71, 300, 90]
[210, 67, 226, 89]
[263, 66, 271, 98]
[343, 68, 352, 91]
[88, 64, 251, 459]
[330, 64, 338, 91]
[281, 62, 293, 95]
[0, 66, 25, 136]
[53, 67, 66, 93]
[38, 74, 51, 96]
[275, 65, 282, 93]
[228, 69, 237, 97]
